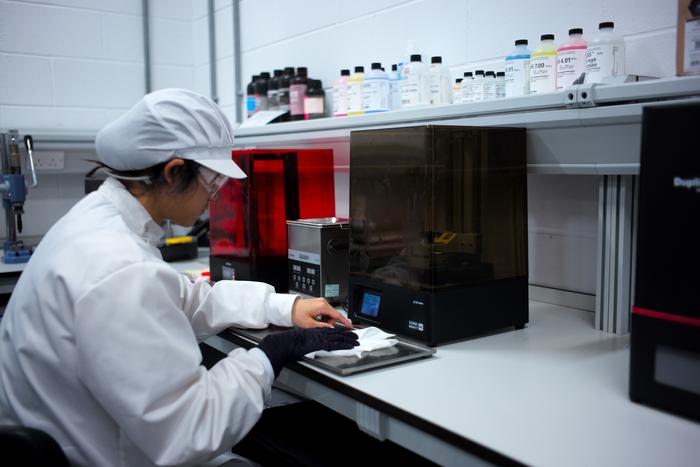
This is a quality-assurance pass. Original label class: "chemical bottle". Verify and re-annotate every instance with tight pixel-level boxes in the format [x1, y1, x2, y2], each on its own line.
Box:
[471, 70, 485, 102]
[254, 72, 270, 111]
[557, 28, 587, 90]
[347, 66, 365, 116]
[530, 34, 557, 94]
[453, 78, 463, 103]
[289, 67, 309, 121]
[389, 64, 401, 110]
[429, 56, 452, 105]
[267, 69, 283, 111]
[460, 71, 473, 103]
[483, 71, 497, 100]
[333, 69, 350, 117]
[277, 67, 294, 119]
[304, 79, 325, 119]
[496, 71, 506, 98]
[362, 62, 390, 113]
[246, 74, 259, 118]
[401, 54, 430, 107]
[505, 39, 531, 98]
[585, 22, 626, 83]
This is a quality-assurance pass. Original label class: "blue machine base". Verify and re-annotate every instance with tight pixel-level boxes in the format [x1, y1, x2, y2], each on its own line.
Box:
[3, 242, 32, 264]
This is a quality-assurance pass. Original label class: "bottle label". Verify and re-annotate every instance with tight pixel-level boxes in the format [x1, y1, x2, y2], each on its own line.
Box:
[347, 81, 363, 114]
[289, 84, 307, 116]
[482, 81, 496, 100]
[254, 94, 268, 111]
[505, 57, 530, 97]
[304, 96, 324, 116]
[684, 18, 700, 73]
[333, 84, 347, 116]
[496, 81, 505, 98]
[470, 81, 483, 101]
[390, 77, 400, 110]
[267, 89, 278, 109]
[401, 66, 428, 106]
[585, 44, 618, 83]
[460, 80, 471, 103]
[246, 96, 256, 115]
[556, 48, 586, 90]
[277, 89, 290, 111]
[362, 79, 390, 112]
[530, 52, 557, 94]
[429, 73, 452, 105]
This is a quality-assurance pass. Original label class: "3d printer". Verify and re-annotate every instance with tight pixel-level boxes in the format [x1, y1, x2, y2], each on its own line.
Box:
[209, 149, 335, 292]
[348, 125, 528, 346]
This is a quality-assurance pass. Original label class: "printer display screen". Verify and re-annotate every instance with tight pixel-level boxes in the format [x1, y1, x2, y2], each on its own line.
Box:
[360, 292, 381, 318]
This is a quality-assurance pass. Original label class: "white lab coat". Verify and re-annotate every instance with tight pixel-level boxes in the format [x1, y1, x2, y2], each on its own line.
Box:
[0, 177, 296, 467]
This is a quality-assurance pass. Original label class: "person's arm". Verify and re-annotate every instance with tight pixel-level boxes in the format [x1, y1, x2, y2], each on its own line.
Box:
[178, 275, 297, 340]
[176, 273, 353, 340]
[73, 262, 273, 466]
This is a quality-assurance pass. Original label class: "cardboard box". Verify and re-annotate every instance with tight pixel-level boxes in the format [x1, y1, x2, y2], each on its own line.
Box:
[677, 0, 700, 75]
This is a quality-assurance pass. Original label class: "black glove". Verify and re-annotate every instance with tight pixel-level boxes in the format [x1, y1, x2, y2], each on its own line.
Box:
[258, 328, 359, 377]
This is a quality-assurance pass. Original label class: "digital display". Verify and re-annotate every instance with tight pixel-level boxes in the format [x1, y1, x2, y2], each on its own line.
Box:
[360, 292, 381, 318]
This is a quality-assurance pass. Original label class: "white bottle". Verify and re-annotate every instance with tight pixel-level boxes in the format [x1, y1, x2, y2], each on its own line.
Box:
[585, 22, 626, 83]
[496, 71, 505, 98]
[505, 39, 531, 98]
[453, 78, 463, 104]
[400, 54, 430, 107]
[482, 71, 497, 100]
[460, 72, 473, 103]
[471, 70, 485, 102]
[530, 34, 558, 94]
[429, 56, 452, 105]
[333, 69, 350, 117]
[389, 64, 401, 110]
[362, 62, 390, 113]
[557, 28, 588, 90]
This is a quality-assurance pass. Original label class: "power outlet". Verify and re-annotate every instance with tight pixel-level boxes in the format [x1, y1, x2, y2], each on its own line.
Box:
[34, 151, 65, 170]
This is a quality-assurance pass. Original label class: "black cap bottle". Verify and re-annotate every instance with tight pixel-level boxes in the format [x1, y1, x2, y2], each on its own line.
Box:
[304, 79, 325, 120]
[254, 72, 270, 111]
[290, 67, 309, 120]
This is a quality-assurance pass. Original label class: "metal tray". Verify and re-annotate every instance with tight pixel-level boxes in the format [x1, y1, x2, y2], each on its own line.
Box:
[229, 326, 436, 376]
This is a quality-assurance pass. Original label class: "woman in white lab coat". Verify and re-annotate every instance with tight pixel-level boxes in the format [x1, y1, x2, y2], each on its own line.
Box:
[0, 89, 357, 467]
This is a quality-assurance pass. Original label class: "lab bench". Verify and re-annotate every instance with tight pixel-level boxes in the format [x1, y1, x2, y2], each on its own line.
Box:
[204, 301, 700, 467]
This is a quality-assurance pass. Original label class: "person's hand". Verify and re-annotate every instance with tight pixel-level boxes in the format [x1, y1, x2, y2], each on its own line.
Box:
[258, 328, 359, 377]
[291, 297, 353, 329]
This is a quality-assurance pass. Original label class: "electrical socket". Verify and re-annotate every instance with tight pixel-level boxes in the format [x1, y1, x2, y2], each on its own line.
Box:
[34, 151, 65, 170]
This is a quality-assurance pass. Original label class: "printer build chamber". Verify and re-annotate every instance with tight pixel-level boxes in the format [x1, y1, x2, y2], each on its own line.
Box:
[209, 149, 336, 292]
[349, 125, 528, 346]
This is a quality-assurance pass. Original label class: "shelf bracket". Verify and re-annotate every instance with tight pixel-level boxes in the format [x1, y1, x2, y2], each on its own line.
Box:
[595, 175, 637, 334]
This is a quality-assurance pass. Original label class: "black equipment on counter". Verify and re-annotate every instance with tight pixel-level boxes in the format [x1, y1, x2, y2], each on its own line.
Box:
[287, 217, 350, 304]
[348, 125, 529, 346]
[630, 103, 700, 422]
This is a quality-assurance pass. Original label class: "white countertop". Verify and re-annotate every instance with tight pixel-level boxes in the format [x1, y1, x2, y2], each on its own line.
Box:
[283, 301, 700, 467]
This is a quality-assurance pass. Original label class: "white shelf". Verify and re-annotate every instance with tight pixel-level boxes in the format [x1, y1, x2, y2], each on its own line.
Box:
[233, 76, 700, 175]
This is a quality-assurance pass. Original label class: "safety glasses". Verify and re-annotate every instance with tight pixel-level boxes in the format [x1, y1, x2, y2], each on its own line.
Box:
[197, 165, 228, 200]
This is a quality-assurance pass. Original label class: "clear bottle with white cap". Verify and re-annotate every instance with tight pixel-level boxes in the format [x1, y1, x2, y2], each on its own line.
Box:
[585, 22, 626, 83]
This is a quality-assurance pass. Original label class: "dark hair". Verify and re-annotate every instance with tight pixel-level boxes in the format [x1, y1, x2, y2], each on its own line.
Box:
[87, 159, 199, 196]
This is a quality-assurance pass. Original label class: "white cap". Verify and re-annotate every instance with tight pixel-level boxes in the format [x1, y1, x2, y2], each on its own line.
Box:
[95, 88, 246, 179]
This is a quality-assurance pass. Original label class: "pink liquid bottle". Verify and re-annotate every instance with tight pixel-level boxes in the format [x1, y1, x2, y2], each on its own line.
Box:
[556, 28, 587, 90]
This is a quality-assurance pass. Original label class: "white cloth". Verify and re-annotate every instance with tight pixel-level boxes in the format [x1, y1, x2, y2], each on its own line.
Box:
[95, 88, 246, 179]
[0, 177, 297, 467]
[307, 327, 398, 358]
